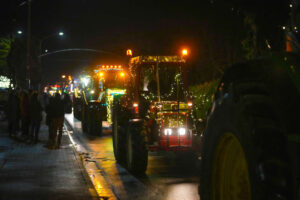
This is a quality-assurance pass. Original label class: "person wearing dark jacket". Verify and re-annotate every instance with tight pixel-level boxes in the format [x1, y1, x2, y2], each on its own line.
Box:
[51, 93, 65, 148]
[8, 90, 20, 137]
[20, 91, 30, 138]
[29, 92, 43, 143]
[45, 96, 54, 147]
[63, 93, 72, 114]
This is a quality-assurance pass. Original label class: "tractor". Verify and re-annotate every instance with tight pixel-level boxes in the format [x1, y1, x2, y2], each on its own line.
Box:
[73, 65, 126, 135]
[112, 54, 198, 174]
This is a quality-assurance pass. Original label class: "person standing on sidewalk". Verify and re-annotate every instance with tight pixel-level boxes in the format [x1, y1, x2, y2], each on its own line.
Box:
[7, 90, 20, 137]
[29, 92, 43, 144]
[63, 93, 72, 114]
[20, 91, 30, 140]
[51, 93, 65, 148]
[45, 95, 54, 147]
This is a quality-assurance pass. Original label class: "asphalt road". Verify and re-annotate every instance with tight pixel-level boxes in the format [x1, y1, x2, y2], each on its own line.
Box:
[65, 114, 200, 200]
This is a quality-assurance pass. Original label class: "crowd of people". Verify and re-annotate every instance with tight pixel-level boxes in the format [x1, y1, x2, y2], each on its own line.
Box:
[7, 89, 72, 149]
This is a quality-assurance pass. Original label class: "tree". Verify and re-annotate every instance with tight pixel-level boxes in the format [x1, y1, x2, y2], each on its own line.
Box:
[0, 38, 12, 77]
[6, 37, 41, 89]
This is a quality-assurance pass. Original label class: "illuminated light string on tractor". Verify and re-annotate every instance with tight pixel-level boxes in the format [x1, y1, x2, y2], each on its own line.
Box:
[94, 65, 124, 73]
[141, 73, 186, 101]
[106, 89, 126, 123]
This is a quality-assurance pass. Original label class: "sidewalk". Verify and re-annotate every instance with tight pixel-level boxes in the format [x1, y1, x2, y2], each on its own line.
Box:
[0, 119, 97, 200]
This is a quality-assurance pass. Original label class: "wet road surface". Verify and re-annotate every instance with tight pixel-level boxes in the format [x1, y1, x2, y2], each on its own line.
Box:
[65, 114, 200, 200]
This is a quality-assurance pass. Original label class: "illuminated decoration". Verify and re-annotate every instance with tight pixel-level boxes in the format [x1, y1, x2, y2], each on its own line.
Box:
[90, 90, 95, 94]
[94, 65, 124, 72]
[130, 56, 185, 65]
[99, 72, 104, 77]
[182, 49, 188, 56]
[106, 89, 126, 124]
[126, 49, 133, 56]
[0, 76, 10, 88]
[70, 83, 74, 92]
[120, 72, 125, 77]
[107, 89, 126, 96]
[68, 75, 72, 81]
[62, 75, 66, 78]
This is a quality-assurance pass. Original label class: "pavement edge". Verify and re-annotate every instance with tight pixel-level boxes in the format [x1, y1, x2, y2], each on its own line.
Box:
[64, 119, 118, 200]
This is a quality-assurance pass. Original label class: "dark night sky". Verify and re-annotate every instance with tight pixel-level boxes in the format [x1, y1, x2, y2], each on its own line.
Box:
[0, 0, 292, 83]
[0, 0, 210, 82]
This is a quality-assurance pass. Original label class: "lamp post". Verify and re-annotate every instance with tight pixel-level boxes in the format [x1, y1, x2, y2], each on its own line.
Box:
[26, 0, 31, 89]
[38, 32, 64, 90]
[39, 31, 64, 53]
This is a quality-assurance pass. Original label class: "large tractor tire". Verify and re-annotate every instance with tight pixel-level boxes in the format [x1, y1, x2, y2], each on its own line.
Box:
[81, 104, 88, 132]
[199, 83, 291, 200]
[126, 121, 148, 175]
[112, 111, 126, 164]
[86, 106, 103, 136]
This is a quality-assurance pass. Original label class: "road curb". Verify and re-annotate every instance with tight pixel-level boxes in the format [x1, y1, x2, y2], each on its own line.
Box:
[64, 119, 118, 200]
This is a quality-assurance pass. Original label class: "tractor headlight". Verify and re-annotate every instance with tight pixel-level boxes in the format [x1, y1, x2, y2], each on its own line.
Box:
[164, 128, 172, 135]
[178, 127, 186, 135]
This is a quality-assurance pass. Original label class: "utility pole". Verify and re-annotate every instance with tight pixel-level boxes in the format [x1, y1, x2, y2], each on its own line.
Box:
[26, 0, 31, 89]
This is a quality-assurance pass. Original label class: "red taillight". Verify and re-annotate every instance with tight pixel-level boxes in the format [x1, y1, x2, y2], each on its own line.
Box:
[133, 102, 138, 114]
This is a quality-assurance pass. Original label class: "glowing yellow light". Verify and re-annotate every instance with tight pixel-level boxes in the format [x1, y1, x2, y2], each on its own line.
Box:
[119, 65, 121, 68]
[133, 102, 138, 107]
[102, 65, 105, 68]
[126, 49, 133, 56]
[182, 49, 188, 56]
[114, 65, 117, 68]
[106, 65, 109, 68]
[62, 75, 66, 78]
[99, 72, 104, 77]
[110, 65, 113, 68]
[68, 75, 72, 81]
[120, 72, 125, 77]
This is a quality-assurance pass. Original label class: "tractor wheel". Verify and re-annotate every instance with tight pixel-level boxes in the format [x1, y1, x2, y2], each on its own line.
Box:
[199, 87, 290, 200]
[126, 122, 148, 174]
[87, 109, 102, 136]
[81, 105, 88, 132]
[112, 112, 126, 164]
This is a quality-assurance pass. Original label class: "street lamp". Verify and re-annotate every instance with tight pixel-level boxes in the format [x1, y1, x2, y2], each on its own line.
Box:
[40, 31, 65, 51]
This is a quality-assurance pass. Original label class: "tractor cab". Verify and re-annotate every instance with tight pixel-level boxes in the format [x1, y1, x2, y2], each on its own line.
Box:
[129, 56, 194, 151]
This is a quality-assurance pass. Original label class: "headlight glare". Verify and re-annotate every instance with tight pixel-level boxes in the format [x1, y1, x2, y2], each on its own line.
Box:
[178, 127, 186, 135]
[164, 128, 172, 135]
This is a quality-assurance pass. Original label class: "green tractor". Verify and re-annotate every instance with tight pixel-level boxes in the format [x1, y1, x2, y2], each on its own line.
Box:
[73, 65, 127, 135]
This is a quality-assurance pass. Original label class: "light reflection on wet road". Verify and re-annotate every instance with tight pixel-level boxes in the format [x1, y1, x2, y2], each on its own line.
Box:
[65, 114, 200, 200]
